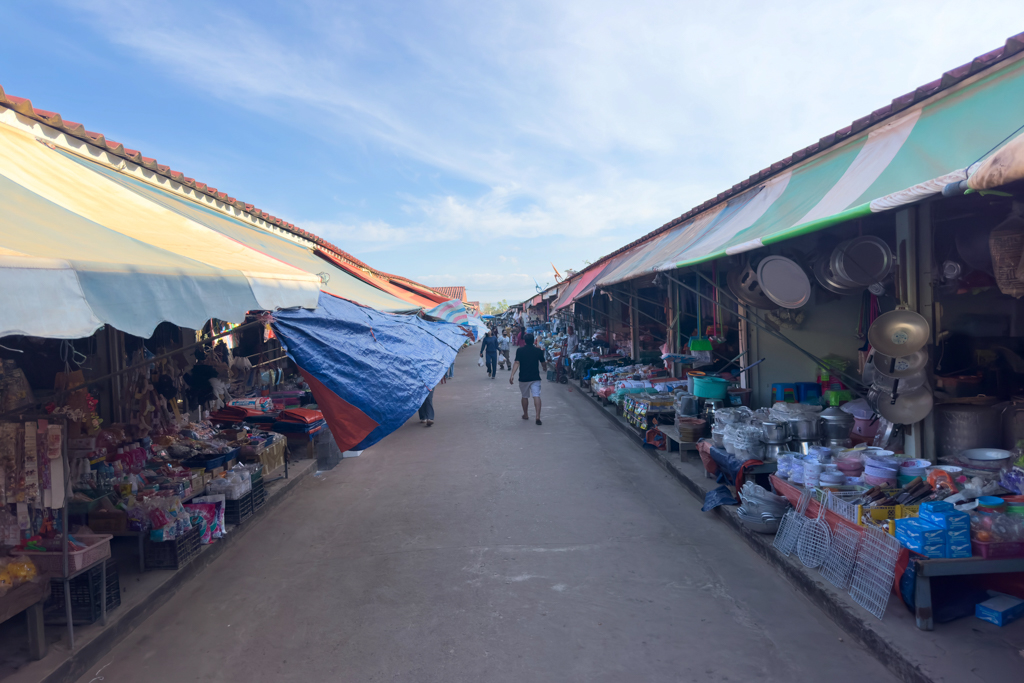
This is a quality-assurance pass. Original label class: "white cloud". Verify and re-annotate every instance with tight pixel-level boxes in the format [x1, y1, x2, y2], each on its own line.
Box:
[58, 0, 1023, 298]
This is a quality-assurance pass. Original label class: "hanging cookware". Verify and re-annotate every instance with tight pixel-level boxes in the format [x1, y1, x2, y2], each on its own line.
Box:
[870, 370, 926, 396]
[955, 223, 995, 275]
[876, 385, 933, 424]
[757, 255, 811, 309]
[870, 348, 928, 379]
[831, 236, 893, 286]
[867, 309, 930, 357]
[812, 256, 862, 295]
[726, 264, 778, 310]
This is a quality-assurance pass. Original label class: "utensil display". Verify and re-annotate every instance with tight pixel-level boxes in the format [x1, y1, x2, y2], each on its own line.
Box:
[757, 255, 811, 309]
[727, 265, 779, 310]
[867, 309, 930, 357]
[820, 523, 861, 590]
[798, 494, 833, 568]
[831, 236, 893, 286]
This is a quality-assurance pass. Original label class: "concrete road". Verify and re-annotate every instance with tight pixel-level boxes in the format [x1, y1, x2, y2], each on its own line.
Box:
[79, 351, 897, 683]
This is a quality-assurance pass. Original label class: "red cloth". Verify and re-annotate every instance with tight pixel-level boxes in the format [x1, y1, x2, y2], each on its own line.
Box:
[277, 408, 325, 424]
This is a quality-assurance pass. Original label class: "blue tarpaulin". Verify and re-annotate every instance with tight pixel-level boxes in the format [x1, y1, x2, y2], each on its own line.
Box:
[272, 292, 472, 451]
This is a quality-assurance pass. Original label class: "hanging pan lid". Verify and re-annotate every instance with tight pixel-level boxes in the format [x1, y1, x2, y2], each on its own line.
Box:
[831, 236, 893, 286]
[726, 265, 778, 310]
[867, 309, 930, 357]
[756, 255, 811, 309]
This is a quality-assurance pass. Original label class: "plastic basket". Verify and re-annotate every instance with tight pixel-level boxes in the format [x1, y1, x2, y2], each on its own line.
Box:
[224, 491, 254, 526]
[143, 525, 202, 571]
[972, 539, 1024, 559]
[45, 559, 120, 624]
[251, 478, 266, 511]
[11, 534, 112, 574]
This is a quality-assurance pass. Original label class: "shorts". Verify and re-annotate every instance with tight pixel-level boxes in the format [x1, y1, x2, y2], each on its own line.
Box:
[519, 380, 542, 399]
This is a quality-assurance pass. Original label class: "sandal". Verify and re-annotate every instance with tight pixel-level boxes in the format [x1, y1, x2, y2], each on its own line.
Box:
[535, 419, 542, 426]
[426, 420, 434, 427]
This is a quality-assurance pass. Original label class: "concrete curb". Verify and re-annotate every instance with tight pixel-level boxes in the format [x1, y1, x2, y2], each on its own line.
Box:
[39, 460, 315, 683]
[568, 384, 933, 683]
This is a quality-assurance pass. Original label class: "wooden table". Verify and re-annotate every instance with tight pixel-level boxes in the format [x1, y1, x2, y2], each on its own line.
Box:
[0, 579, 52, 660]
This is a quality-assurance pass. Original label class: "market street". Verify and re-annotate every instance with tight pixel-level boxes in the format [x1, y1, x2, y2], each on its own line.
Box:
[77, 350, 897, 683]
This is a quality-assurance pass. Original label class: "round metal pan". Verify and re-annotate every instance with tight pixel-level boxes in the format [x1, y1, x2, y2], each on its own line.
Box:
[871, 348, 929, 379]
[831, 236, 893, 286]
[876, 384, 933, 425]
[813, 256, 862, 295]
[867, 309, 930, 357]
[757, 255, 811, 309]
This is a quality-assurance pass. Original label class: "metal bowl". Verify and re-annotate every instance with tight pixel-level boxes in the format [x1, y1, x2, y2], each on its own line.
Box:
[868, 309, 930, 357]
[960, 448, 1013, 469]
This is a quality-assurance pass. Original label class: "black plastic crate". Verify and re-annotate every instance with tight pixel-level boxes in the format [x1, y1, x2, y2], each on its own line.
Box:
[251, 478, 266, 511]
[224, 490, 254, 526]
[143, 524, 202, 571]
[45, 559, 120, 624]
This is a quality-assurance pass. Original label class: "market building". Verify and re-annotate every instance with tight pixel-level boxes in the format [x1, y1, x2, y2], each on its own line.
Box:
[516, 34, 1024, 631]
[0, 85, 474, 665]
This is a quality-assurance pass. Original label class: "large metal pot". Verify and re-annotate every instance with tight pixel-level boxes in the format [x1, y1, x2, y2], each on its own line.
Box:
[819, 406, 855, 442]
[761, 420, 789, 443]
[787, 417, 821, 441]
[934, 402, 1003, 459]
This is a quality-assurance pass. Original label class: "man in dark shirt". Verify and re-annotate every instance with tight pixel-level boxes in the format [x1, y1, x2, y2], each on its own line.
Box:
[480, 331, 499, 378]
[510, 333, 547, 425]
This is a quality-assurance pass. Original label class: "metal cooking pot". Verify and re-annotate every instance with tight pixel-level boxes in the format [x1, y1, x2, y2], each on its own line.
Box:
[760, 420, 789, 443]
[819, 406, 855, 441]
[867, 309, 930, 357]
[786, 417, 821, 440]
[934, 402, 1003, 459]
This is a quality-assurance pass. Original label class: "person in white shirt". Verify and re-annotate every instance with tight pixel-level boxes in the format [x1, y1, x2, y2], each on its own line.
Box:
[565, 326, 579, 355]
[497, 329, 512, 370]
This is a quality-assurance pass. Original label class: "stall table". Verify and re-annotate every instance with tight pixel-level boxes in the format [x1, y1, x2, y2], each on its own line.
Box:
[0, 579, 52, 660]
[912, 556, 1024, 631]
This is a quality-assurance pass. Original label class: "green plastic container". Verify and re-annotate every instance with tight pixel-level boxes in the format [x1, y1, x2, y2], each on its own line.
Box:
[692, 375, 729, 400]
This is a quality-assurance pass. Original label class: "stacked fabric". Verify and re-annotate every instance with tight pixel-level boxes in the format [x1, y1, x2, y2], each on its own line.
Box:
[209, 405, 265, 422]
[272, 408, 326, 435]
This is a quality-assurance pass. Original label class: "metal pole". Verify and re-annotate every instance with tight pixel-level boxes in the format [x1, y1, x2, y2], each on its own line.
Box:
[60, 419, 73, 650]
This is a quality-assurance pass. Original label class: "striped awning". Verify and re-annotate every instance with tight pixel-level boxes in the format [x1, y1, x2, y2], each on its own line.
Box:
[62, 154, 424, 315]
[0, 121, 320, 339]
[594, 52, 1024, 287]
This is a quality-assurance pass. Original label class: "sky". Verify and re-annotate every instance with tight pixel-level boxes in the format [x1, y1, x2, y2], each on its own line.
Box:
[0, 2, 1019, 305]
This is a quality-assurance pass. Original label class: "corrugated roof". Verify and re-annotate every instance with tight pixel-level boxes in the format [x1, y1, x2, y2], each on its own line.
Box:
[0, 85, 441, 298]
[564, 31, 1024, 283]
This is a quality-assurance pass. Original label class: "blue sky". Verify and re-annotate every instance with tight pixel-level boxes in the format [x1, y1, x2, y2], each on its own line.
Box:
[1, 2, 1018, 304]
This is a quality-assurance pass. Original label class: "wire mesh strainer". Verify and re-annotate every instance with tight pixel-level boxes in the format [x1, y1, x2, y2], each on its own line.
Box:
[797, 491, 832, 568]
[773, 488, 811, 557]
[820, 524, 861, 590]
[849, 525, 901, 620]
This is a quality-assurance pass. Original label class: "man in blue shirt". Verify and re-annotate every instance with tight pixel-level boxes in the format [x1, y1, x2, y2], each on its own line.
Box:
[480, 330, 499, 379]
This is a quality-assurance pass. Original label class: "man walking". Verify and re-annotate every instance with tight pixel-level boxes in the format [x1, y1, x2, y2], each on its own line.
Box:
[497, 328, 511, 370]
[480, 330, 499, 379]
[510, 333, 547, 425]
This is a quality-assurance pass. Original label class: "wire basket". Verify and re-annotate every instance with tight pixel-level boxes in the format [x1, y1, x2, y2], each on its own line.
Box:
[822, 490, 863, 523]
[848, 525, 901, 620]
[820, 525, 861, 590]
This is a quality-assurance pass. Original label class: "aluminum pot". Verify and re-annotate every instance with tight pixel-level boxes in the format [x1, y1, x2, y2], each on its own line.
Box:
[934, 402, 1003, 460]
[760, 420, 789, 443]
[787, 417, 821, 440]
[819, 406, 855, 442]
